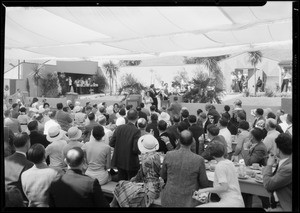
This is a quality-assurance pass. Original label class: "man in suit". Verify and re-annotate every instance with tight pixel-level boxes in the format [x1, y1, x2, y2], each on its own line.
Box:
[161, 130, 210, 207]
[263, 133, 292, 211]
[146, 113, 159, 139]
[28, 120, 50, 148]
[5, 133, 34, 203]
[149, 84, 158, 110]
[198, 112, 211, 134]
[241, 127, 268, 167]
[167, 96, 182, 121]
[110, 109, 141, 181]
[252, 108, 265, 128]
[181, 109, 190, 128]
[157, 120, 173, 153]
[188, 115, 204, 155]
[200, 124, 228, 161]
[48, 147, 109, 207]
[136, 106, 148, 121]
[166, 114, 181, 148]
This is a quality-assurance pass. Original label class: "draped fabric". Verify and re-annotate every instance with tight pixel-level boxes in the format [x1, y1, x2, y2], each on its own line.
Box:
[4, 2, 292, 61]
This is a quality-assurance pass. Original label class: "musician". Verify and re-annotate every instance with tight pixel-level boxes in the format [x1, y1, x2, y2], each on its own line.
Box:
[149, 84, 158, 110]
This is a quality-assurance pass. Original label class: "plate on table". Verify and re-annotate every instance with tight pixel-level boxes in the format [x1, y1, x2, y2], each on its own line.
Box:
[238, 175, 249, 180]
[249, 166, 261, 170]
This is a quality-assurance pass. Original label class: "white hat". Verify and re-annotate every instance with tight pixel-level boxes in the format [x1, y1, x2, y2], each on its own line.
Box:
[74, 106, 82, 113]
[47, 126, 65, 142]
[67, 127, 82, 140]
[67, 100, 72, 106]
[116, 117, 126, 126]
[280, 114, 287, 123]
[159, 112, 170, 122]
[138, 134, 159, 154]
[75, 101, 81, 106]
[32, 102, 39, 109]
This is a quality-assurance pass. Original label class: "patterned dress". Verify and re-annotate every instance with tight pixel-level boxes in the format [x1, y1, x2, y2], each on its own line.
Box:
[113, 152, 161, 207]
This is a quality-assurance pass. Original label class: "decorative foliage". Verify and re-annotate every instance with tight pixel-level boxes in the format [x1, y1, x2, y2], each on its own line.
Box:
[119, 73, 146, 95]
[171, 69, 189, 89]
[119, 60, 141, 67]
[93, 69, 108, 93]
[248, 51, 263, 96]
[102, 61, 119, 96]
[26, 78, 30, 96]
[41, 73, 60, 98]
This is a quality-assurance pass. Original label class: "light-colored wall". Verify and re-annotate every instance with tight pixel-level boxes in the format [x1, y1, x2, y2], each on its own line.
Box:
[56, 61, 98, 75]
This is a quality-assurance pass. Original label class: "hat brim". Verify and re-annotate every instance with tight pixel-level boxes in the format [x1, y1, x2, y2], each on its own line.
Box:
[68, 130, 82, 140]
[47, 130, 65, 142]
[137, 135, 159, 154]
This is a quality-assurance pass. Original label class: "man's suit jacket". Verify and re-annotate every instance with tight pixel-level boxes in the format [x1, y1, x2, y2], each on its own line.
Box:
[157, 132, 173, 154]
[201, 135, 228, 161]
[110, 122, 141, 171]
[203, 119, 211, 134]
[146, 122, 159, 139]
[262, 156, 292, 211]
[49, 169, 109, 207]
[189, 124, 204, 155]
[29, 131, 50, 148]
[138, 111, 148, 121]
[5, 152, 34, 201]
[242, 141, 268, 166]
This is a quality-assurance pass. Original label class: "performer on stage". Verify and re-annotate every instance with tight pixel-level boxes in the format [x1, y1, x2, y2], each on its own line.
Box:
[67, 76, 73, 92]
[143, 91, 153, 112]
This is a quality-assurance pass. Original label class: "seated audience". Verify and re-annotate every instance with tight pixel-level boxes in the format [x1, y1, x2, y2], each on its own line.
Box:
[110, 134, 162, 207]
[43, 110, 60, 136]
[55, 103, 73, 132]
[83, 112, 100, 142]
[82, 126, 112, 185]
[4, 109, 21, 135]
[166, 114, 181, 148]
[231, 121, 250, 161]
[98, 115, 113, 145]
[116, 108, 127, 126]
[188, 115, 204, 155]
[21, 144, 63, 207]
[11, 103, 20, 119]
[263, 133, 292, 211]
[48, 147, 109, 207]
[266, 112, 283, 133]
[161, 130, 209, 207]
[63, 127, 84, 158]
[196, 142, 244, 207]
[137, 118, 149, 137]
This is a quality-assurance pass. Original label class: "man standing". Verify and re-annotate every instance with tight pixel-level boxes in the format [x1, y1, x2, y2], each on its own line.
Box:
[188, 115, 204, 155]
[49, 147, 109, 207]
[55, 103, 73, 132]
[5, 133, 34, 202]
[11, 103, 20, 119]
[28, 120, 50, 148]
[149, 84, 158, 109]
[281, 69, 292, 93]
[217, 117, 233, 159]
[167, 96, 182, 121]
[263, 133, 292, 211]
[110, 109, 141, 181]
[263, 118, 280, 155]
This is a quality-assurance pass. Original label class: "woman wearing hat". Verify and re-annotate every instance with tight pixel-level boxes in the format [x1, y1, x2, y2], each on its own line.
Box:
[62, 127, 84, 159]
[82, 126, 112, 185]
[45, 126, 68, 170]
[110, 134, 162, 207]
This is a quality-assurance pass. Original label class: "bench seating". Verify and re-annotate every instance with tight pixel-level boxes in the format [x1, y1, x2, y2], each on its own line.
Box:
[101, 181, 161, 207]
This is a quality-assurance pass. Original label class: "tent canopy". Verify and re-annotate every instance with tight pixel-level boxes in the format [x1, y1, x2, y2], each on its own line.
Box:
[5, 2, 292, 60]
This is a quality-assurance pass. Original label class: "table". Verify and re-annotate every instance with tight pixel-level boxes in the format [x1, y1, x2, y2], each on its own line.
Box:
[76, 86, 98, 94]
[206, 166, 270, 198]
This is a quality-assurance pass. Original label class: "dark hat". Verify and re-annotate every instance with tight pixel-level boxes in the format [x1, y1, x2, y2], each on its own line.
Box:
[238, 121, 250, 130]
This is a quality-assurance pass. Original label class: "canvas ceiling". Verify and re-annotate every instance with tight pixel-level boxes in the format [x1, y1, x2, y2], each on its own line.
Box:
[5, 2, 292, 61]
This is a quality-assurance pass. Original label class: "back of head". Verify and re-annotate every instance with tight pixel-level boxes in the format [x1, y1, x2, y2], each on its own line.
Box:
[150, 105, 156, 112]
[13, 132, 29, 148]
[27, 120, 38, 131]
[266, 118, 277, 129]
[119, 108, 126, 116]
[207, 124, 219, 136]
[188, 115, 197, 124]
[209, 141, 225, 158]
[19, 107, 27, 113]
[140, 103, 145, 108]
[151, 113, 158, 122]
[126, 105, 132, 111]
[250, 127, 264, 142]
[197, 109, 203, 116]
[234, 99, 242, 107]
[88, 112, 95, 121]
[4, 110, 11, 117]
[86, 106, 92, 112]
[180, 130, 193, 146]
[199, 112, 207, 120]
[92, 125, 105, 141]
[237, 111, 246, 121]
[218, 117, 228, 127]
[127, 109, 138, 121]
[137, 118, 147, 129]
[49, 110, 57, 119]
[57, 103, 63, 110]
[66, 147, 84, 167]
[177, 121, 189, 133]
[256, 108, 264, 116]
[224, 105, 230, 112]
[5, 186, 25, 207]
[136, 106, 141, 111]
[205, 103, 212, 111]
[267, 112, 276, 119]
[27, 143, 45, 164]
[181, 109, 189, 119]
[275, 133, 292, 155]
[173, 114, 180, 123]
[158, 120, 167, 131]
[99, 106, 106, 113]
[238, 120, 250, 131]
[98, 115, 107, 126]
[12, 103, 18, 109]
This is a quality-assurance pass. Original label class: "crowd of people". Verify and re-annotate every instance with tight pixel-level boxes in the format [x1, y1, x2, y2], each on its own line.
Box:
[4, 96, 292, 210]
